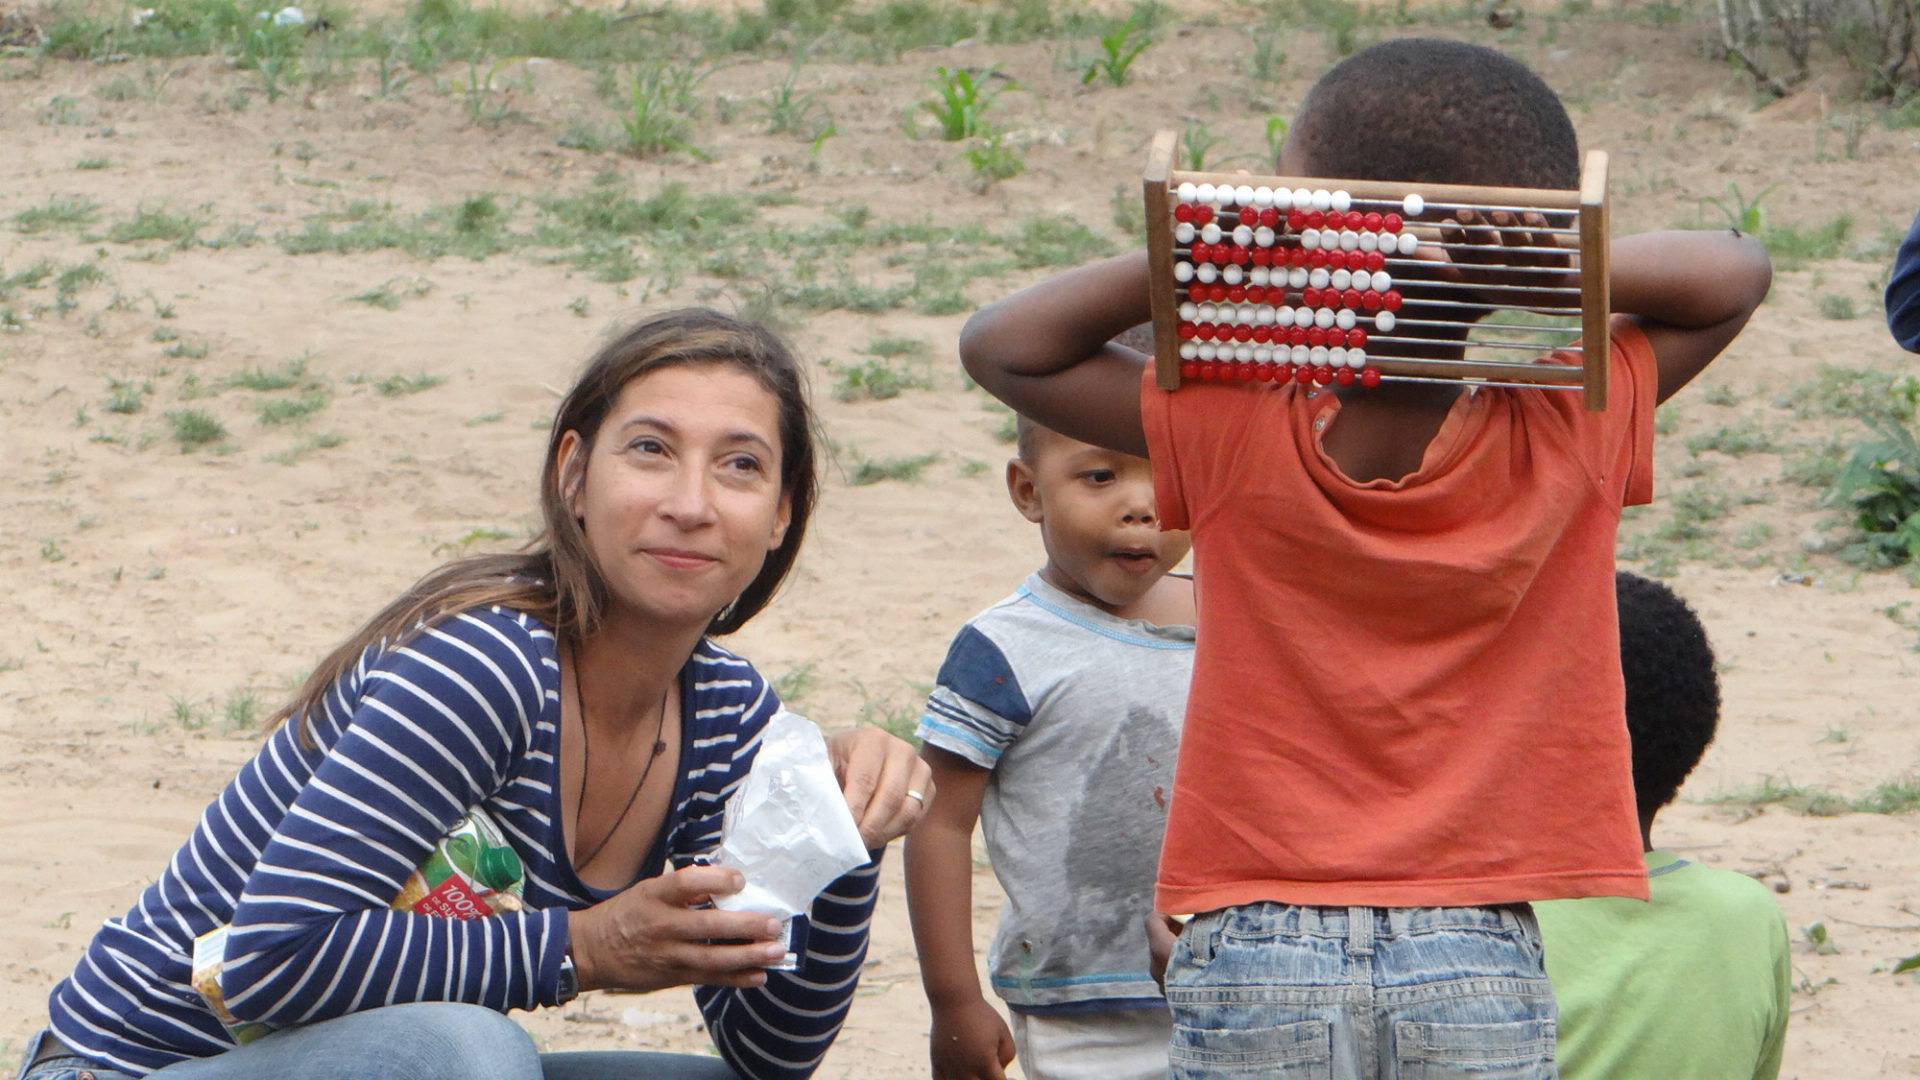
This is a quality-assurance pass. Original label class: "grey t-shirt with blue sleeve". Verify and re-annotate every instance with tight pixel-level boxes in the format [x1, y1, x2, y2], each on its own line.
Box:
[918, 572, 1195, 1014]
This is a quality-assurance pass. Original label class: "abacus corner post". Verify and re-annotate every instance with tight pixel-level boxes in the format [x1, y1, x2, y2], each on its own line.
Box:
[1143, 129, 1183, 391]
[1578, 149, 1611, 412]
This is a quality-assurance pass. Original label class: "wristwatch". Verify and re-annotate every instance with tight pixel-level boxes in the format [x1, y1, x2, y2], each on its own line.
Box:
[557, 952, 579, 1004]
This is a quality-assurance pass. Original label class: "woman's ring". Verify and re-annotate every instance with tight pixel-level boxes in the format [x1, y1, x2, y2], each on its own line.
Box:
[905, 789, 926, 804]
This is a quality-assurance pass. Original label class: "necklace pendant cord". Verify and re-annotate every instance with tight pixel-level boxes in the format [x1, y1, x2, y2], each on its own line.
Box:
[573, 665, 672, 871]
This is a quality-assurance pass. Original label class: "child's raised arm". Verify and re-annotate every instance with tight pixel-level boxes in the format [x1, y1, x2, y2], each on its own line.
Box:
[1611, 230, 1772, 402]
[904, 747, 1016, 1080]
[960, 252, 1155, 457]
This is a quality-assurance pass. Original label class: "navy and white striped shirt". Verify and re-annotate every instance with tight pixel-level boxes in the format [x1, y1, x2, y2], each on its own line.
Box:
[47, 607, 879, 1079]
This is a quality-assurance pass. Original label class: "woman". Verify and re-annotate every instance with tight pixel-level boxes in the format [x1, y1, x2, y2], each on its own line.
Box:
[20, 309, 932, 1080]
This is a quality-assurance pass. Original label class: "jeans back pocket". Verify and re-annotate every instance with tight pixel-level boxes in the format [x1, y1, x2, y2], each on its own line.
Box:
[1170, 1016, 1331, 1078]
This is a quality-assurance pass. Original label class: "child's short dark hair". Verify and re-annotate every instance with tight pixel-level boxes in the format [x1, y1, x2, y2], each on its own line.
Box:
[1615, 571, 1721, 816]
[1290, 38, 1579, 191]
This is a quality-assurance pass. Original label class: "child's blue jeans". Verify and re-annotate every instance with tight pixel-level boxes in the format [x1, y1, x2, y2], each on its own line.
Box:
[1164, 903, 1557, 1079]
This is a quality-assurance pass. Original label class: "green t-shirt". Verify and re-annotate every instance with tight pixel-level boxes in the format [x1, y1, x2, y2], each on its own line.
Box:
[1535, 850, 1790, 1080]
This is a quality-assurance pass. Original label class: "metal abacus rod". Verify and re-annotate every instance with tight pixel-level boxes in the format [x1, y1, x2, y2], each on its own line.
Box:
[1144, 131, 1612, 409]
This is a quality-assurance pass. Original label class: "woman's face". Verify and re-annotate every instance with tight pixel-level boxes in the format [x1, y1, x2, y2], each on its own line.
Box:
[562, 363, 791, 632]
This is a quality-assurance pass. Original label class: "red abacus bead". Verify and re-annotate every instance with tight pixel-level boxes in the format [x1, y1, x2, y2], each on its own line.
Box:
[1343, 288, 1364, 308]
[1257, 362, 1277, 382]
[1237, 362, 1257, 382]
[1194, 205, 1214, 226]
[1213, 243, 1233, 265]
[1174, 204, 1194, 223]
[1180, 360, 1199, 380]
[1251, 325, 1272, 343]
[1311, 249, 1331, 268]
[1278, 362, 1296, 382]
[1314, 365, 1335, 385]
[1287, 208, 1307, 231]
[1199, 361, 1219, 380]
[1362, 290, 1383, 311]
[1349, 327, 1368, 347]
[1336, 367, 1356, 386]
[1209, 283, 1231, 303]
[1384, 213, 1403, 231]
[1302, 287, 1322, 308]
[1261, 207, 1281, 228]
[1363, 211, 1384, 231]
[1288, 326, 1310, 346]
[1306, 210, 1325, 229]
[1306, 327, 1328, 347]
[1249, 285, 1271, 305]
[1366, 250, 1386, 272]
[1236, 245, 1254, 264]
[1294, 365, 1315, 385]
[1202, 323, 1222, 341]
[1227, 285, 1248, 303]
[1360, 367, 1382, 388]
[1234, 324, 1255, 343]
[1251, 246, 1272, 267]
[1178, 322, 1197, 340]
[1383, 290, 1403, 311]
[1328, 249, 1350, 270]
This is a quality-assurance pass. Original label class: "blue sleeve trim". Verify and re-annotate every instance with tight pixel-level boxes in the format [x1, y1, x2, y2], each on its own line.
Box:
[1888, 210, 1920, 352]
[934, 625, 1031, 725]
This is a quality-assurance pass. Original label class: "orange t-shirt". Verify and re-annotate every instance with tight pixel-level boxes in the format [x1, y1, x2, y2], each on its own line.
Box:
[1141, 319, 1658, 912]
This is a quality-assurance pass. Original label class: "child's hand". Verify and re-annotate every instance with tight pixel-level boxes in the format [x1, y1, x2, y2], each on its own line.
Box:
[929, 997, 1017, 1080]
[1145, 911, 1181, 992]
[1419, 208, 1578, 314]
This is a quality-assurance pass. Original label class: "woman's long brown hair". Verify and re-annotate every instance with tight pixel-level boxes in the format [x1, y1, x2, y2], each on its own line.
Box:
[267, 308, 818, 742]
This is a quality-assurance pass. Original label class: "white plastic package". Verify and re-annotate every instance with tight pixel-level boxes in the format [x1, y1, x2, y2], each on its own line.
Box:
[711, 710, 870, 969]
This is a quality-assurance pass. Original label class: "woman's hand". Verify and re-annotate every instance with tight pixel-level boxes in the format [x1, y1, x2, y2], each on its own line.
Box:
[568, 865, 788, 993]
[826, 726, 933, 849]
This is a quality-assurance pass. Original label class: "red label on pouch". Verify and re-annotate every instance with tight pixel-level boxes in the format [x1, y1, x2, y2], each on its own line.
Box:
[412, 876, 497, 920]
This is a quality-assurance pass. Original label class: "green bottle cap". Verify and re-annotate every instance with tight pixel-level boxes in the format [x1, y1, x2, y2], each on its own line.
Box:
[476, 845, 523, 892]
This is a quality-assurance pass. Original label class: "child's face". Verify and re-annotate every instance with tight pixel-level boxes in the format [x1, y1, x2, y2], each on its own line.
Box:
[1008, 431, 1191, 615]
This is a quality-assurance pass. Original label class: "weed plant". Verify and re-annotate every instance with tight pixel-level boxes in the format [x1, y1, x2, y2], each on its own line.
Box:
[108, 206, 204, 245]
[1082, 14, 1151, 86]
[917, 66, 1013, 142]
[1826, 415, 1920, 566]
[166, 409, 226, 450]
[847, 449, 941, 485]
[12, 196, 103, 234]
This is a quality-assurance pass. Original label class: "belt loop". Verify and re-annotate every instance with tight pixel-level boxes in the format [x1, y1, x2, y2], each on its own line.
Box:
[1346, 905, 1374, 956]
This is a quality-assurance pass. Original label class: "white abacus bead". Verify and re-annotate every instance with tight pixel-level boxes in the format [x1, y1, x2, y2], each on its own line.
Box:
[1197, 263, 1219, 284]
[1237, 303, 1256, 323]
[1179, 301, 1199, 321]
[1223, 264, 1245, 285]
[1232, 224, 1254, 246]
[1288, 267, 1310, 289]
[1314, 307, 1336, 330]
[1200, 222, 1223, 245]
[1174, 262, 1194, 283]
[1404, 193, 1425, 217]
[1273, 187, 1294, 210]
[1358, 231, 1379, 252]
[1292, 187, 1313, 209]
[1251, 266, 1272, 287]
[1373, 271, 1393, 292]
[1176, 182, 1199, 204]
[1291, 345, 1310, 364]
[1397, 233, 1419, 255]
[1340, 230, 1361, 251]
[1311, 188, 1333, 212]
[1253, 186, 1275, 208]
[1309, 346, 1329, 365]
[1335, 308, 1357, 330]
[1376, 311, 1397, 332]
[1255, 306, 1276, 326]
[1234, 344, 1254, 362]
[1198, 343, 1218, 361]
[1329, 346, 1348, 367]
[1331, 269, 1352, 290]
[1253, 345, 1274, 363]
[1254, 226, 1276, 247]
[1308, 267, 1331, 289]
[1234, 185, 1256, 206]
[1174, 222, 1196, 244]
[1197, 183, 1218, 204]
[1273, 305, 1294, 327]
[1300, 229, 1321, 250]
[1179, 342, 1198, 360]
[1198, 303, 1218, 322]
[1331, 190, 1352, 212]
[1351, 270, 1372, 291]
[1349, 346, 1367, 366]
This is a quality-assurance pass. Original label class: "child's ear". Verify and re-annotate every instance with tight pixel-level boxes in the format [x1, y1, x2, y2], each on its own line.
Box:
[1006, 457, 1045, 523]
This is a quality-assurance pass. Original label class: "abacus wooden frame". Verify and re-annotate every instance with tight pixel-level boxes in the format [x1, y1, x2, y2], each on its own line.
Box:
[1141, 130, 1613, 410]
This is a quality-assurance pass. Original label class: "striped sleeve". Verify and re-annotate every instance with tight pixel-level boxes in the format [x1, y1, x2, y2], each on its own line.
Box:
[916, 623, 1032, 768]
[217, 610, 569, 1027]
[677, 646, 883, 1080]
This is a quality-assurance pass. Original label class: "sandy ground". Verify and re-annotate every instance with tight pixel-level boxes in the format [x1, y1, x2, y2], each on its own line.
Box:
[2, 2, 1918, 1076]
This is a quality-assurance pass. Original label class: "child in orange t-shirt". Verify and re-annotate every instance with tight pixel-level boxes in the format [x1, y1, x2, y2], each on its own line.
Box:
[958, 38, 1770, 1079]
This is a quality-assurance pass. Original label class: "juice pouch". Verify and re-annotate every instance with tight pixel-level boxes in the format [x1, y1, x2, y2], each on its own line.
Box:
[193, 808, 527, 1043]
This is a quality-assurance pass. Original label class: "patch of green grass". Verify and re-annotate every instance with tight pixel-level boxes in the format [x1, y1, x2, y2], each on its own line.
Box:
[1708, 773, 1920, 816]
[257, 387, 330, 425]
[916, 65, 1014, 142]
[104, 376, 153, 414]
[0, 259, 57, 299]
[1763, 214, 1853, 270]
[1007, 216, 1114, 269]
[12, 195, 103, 234]
[621, 62, 708, 158]
[833, 359, 931, 402]
[1816, 293, 1858, 320]
[76, 155, 112, 171]
[847, 449, 941, 485]
[858, 334, 929, 360]
[1825, 417, 1920, 567]
[1686, 419, 1777, 457]
[362, 371, 448, 397]
[163, 339, 210, 359]
[281, 195, 516, 261]
[221, 691, 263, 731]
[1790, 365, 1920, 427]
[228, 356, 312, 391]
[265, 431, 346, 465]
[55, 261, 110, 296]
[107, 205, 204, 245]
[770, 660, 817, 705]
[1081, 13, 1151, 86]
[349, 275, 434, 310]
[166, 408, 227, 450]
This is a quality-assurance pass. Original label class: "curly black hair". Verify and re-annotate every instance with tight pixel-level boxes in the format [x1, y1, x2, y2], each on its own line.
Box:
[1289, 38, 1579, 191]
[1616, 571, 1722, 816]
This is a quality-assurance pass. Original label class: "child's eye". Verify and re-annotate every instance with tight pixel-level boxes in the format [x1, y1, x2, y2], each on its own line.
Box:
[1081, 469, 1115, 484]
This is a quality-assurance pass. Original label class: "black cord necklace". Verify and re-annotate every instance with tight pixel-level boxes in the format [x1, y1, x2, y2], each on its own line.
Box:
[572, 661, 671, 871]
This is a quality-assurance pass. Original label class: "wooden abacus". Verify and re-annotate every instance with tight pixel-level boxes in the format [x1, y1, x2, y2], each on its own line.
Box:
[1142, 130, 1612, 410]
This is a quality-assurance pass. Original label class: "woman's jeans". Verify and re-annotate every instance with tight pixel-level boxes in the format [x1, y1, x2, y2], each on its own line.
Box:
[17, 1003, 741, 1080]
[1164, 903, 1557, 1080]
